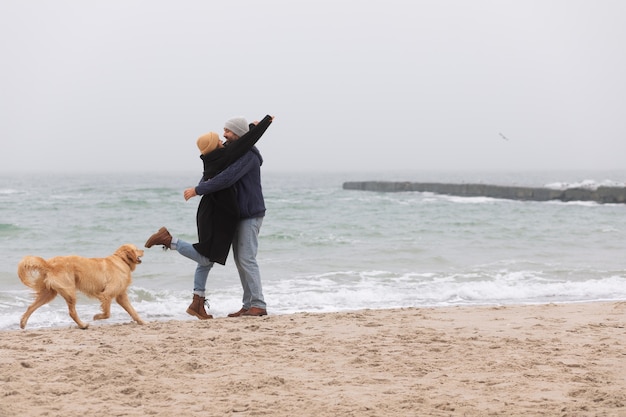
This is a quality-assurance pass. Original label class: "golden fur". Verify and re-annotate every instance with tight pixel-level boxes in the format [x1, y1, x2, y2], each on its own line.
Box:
[17, 244, 145, 329]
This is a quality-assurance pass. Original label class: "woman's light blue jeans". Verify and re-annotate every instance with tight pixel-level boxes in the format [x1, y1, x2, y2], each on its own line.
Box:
[172, 238, 214, 297]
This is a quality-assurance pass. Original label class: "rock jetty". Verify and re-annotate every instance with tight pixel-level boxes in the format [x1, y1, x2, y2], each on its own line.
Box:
[342, 181, 626, 204]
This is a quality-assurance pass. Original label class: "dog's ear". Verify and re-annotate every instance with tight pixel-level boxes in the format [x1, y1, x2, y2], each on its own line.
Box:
[118, 244, 142, 265]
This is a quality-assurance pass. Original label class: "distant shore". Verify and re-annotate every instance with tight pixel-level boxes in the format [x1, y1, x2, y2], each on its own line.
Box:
[2, 302, 625, 416]
[343, 181, 626, 204]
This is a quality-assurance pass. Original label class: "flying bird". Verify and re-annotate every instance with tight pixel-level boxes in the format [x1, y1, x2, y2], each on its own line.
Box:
[499, 133, 509, 141]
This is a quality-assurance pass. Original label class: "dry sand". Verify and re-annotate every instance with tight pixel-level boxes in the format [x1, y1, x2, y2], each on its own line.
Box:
[1, 302, 625, 416]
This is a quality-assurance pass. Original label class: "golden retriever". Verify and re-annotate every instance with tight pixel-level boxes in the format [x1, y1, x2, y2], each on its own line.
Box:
[17, 243, 145, 329]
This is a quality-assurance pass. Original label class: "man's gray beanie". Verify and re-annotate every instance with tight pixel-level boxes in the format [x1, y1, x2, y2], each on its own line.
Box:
[224, 116, 249, 138]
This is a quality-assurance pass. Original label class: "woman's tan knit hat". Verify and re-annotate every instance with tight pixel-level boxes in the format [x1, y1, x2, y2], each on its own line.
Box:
[196, 132, 222, 155]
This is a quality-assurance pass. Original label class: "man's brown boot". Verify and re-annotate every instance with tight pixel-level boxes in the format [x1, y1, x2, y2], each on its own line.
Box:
[186, 294, 213, 320]
[145, 227, 172, 249]
[242, 307, 268, 316]
[227, 307, 248, 318]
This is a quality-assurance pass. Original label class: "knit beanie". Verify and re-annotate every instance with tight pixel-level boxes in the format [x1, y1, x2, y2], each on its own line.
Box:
[224, 116, 249, 138]
[196, 132, 221, 155]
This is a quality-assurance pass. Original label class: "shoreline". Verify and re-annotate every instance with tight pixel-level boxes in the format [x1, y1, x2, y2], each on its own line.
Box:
[1, 302, 625, 416]
[3, 298, 624, 333]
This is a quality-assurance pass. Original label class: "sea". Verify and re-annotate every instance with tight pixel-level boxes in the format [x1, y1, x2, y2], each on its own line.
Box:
[2, 169, 626, 331]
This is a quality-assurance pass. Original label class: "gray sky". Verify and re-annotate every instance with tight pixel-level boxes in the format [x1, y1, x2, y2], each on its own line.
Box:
[1, 0, 625, 173]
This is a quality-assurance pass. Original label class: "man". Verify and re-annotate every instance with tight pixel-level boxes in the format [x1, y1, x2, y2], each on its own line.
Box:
[183, 115, 272, 317]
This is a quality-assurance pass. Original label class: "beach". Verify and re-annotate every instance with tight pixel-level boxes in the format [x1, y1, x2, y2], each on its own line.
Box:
[1, 302, 625, 416]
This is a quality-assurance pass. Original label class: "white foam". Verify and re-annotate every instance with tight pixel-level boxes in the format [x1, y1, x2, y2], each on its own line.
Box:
[545, 179, 626, 190]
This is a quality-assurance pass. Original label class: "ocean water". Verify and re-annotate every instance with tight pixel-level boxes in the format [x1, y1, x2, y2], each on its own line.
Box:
[2, 169, 626, 330]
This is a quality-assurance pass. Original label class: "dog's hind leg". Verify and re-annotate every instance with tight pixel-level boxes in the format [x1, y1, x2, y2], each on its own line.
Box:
[56, 288, 89, 329]
[20, 289, 57, 329]
[115, 293, 145, 324]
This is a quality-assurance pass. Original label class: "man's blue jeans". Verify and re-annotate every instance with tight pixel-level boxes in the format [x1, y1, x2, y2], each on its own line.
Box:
[232, 217, 266, 310]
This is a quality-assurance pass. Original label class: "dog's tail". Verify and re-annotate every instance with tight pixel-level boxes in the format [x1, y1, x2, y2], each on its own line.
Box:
[17, 256, 50, 289]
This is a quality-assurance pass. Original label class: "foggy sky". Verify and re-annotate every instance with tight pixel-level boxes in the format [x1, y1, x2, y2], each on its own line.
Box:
[1, 0, 625, 173]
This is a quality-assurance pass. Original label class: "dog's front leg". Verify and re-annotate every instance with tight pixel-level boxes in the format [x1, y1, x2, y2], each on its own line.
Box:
[115, 293, 145, 325]
[94, 298, 112, 321]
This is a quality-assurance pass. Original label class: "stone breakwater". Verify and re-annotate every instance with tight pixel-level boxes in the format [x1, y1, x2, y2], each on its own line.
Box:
[342, 182, 626, 204]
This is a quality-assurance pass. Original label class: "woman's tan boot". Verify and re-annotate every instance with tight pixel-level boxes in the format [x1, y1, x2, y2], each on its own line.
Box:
[144, 227, 172, 249]
[186, 294, 213, 320]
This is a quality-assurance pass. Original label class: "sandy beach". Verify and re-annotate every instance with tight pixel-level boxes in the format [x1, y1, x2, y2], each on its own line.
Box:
[1, 302, 625, 416]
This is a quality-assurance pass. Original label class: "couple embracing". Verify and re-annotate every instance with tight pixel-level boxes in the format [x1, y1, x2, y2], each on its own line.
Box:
[145, 114, 274, 319]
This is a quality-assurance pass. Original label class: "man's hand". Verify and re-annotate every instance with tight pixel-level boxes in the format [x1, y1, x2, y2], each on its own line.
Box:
[184, 187, 197, 201]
